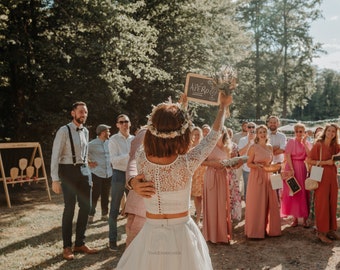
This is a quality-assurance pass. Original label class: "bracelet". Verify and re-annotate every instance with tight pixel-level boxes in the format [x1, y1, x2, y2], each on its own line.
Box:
[126, 177, 135, 190]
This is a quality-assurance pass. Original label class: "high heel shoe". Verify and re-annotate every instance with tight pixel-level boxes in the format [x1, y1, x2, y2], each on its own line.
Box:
[317, 232, 332, 244]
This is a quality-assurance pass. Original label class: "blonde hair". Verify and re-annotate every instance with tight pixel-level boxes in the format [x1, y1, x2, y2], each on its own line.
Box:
[254, 125, 269, 144]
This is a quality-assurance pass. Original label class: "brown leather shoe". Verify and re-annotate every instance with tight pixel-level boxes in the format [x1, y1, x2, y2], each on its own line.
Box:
[73, 245, 98, 254]
[63, 247, 74, 260]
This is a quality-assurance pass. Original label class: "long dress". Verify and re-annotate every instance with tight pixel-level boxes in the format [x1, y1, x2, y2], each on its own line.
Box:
[245, 144, 281, 238]
[281, 138, 310, 218]
[115, 130, 220, 270]
[228, 168, 242, 221]
[202, 146, 232, 243]
[191, 165, 206, 197]
[229, 142, 242, 221]
[309, 142, 339, 233]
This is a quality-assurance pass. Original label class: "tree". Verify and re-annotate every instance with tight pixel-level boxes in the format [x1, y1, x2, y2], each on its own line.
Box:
[236, 0, 322, 119]
[293, 69, 340, 120]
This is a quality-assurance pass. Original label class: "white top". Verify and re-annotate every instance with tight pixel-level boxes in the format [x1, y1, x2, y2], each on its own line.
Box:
[269, 131, 287, 163]
[136, 130, 220, 214]
[50, 122, 89, 181]
[108, 131, 134, 171]
[238, 136, 252, 172]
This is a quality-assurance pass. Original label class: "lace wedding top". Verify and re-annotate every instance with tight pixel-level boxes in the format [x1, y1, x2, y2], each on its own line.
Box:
[136, 130, 220, 214]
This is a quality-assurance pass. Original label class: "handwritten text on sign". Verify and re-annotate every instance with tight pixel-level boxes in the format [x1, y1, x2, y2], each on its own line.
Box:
[184, 73, 220, 105]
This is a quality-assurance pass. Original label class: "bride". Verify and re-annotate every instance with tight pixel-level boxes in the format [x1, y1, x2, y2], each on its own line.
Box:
[115, 92, 232, 270]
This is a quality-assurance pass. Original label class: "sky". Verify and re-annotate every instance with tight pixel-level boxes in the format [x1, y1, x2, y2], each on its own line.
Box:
[310, 0, 340, 72]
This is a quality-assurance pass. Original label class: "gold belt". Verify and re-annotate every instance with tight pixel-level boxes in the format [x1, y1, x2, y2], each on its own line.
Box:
[146, 211, 189, 219]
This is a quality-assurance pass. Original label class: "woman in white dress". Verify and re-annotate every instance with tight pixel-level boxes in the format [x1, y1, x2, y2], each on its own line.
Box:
[115, 93, 233, 270]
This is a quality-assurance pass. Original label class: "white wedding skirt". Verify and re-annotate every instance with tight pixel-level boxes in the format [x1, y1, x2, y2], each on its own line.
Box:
[115, 216, 213, 270]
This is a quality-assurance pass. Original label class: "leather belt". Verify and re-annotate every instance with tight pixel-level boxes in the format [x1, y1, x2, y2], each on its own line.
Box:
[146, 211, 189, 219]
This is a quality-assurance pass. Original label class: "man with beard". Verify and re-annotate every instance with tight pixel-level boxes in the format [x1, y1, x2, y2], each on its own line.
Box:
[267, 116, 287, 206]
[267, 116, 286, 165]
[232, 121, 248, 145]
[51, 101, 98, 260]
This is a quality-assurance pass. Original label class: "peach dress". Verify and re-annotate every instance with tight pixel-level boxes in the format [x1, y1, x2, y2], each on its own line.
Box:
[203, 146, 231, 243]
[245, 144, 281, 238]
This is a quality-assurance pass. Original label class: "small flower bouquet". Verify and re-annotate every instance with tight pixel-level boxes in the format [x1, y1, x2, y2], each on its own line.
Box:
[220, 155, 248, 168]
[212, 65, 238, 96]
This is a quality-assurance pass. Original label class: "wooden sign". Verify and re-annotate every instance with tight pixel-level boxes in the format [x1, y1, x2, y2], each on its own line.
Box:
[286, 177, 301, 195]
[184, 73, 220, 105]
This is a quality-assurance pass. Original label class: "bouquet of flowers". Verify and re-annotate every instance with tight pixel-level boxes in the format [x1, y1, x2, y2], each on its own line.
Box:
[212, 65, 238, 96]
[220, 155, 248, 168]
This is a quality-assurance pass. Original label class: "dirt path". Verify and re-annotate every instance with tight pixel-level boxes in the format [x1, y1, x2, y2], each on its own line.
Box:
[1, 185, 340, 270]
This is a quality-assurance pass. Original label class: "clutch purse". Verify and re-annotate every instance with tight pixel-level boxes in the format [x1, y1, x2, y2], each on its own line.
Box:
[305, 178, 319, 191]
[263, 163, 281, 173]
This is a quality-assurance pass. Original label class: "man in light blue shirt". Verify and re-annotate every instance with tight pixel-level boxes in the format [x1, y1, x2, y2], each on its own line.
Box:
[108, 114, 134, 251]
[88, 124, 113, 223]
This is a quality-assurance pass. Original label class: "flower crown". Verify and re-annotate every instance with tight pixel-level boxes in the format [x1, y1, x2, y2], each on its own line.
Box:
[147, 98, 193, 139]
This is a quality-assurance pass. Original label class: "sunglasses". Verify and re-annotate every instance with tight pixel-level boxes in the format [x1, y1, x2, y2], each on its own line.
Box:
[118, 120, 129, 124]
[295, 130, 304, 133]
[248, 126, 255, 129]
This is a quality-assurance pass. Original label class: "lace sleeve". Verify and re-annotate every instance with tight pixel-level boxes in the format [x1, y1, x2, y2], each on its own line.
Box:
[186, 129, 220, 173]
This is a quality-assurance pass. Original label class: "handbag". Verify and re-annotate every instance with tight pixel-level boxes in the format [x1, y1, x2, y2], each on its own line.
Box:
[305, 145, 323, 191]
[305, 178, 318, 190]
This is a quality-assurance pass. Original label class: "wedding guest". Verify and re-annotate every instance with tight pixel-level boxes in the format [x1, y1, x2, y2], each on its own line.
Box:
[232, 121, 248, 145]
[108, 114, 134, 251]
[267, 116, 286, 206]
[238, 122, 256, 200]
[116, 93, 233, 269]
[245, 125, 281, 239]
[50, 101, 98, 260]
[307, 123, 340, 244]
[202, 126, 233, 243]
[307, 126, 324, 228]
[124, 128, 147, 247]
[281, 123, 311, 227]
[88, 124, 112, 223]
[227, 128, 242, 222]
[267, 116, 286, 165]
[202, 124, 211, 137]
[232, 122, 248, 200]
[190, 126, 206, 225]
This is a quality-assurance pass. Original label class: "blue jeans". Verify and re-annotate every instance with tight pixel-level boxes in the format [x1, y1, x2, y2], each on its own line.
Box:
[242, 170, 250, 201]
[59, 164, 91, 248]
[109, 169, 128, 243]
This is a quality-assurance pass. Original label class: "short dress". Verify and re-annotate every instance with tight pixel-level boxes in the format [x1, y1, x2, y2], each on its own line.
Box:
[115, 130, 220, 270]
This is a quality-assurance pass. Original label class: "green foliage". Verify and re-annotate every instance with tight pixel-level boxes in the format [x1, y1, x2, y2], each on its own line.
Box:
[0, 0, 336, 164]
[237, 0, 322, 119]
[292, 69, 340, 120]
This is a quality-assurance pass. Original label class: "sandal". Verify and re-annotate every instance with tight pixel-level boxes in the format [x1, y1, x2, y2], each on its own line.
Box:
[290, 218, 298, 227]
[317, 232, 332, 244]
[302, 219, 310, 228]
[327, 231, 340, 240]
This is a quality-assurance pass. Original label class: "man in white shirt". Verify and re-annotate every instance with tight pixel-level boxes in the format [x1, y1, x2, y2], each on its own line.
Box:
[267, 116, 286, 165]
[232, 121, 248, 145]
[108, 114, 134, 251]
[267, 116, 286, 206]
[238, 122, 256, 201]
